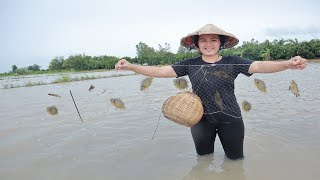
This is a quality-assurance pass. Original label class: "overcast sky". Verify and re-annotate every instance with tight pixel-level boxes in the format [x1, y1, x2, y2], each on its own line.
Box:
[1, 0, 319, 73]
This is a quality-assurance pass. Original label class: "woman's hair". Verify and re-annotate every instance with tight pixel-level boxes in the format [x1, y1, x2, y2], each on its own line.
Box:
[192, 35, 226, 50]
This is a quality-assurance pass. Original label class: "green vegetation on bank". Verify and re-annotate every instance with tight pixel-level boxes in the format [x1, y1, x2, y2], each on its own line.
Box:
[1, 38, 320, 77]
[1, 73, 134, 89]
[0, 68, 113, 78]
[51, 73, 131, 83]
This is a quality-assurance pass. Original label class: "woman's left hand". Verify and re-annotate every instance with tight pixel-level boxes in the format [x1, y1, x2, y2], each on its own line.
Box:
[287, 56, 308, 70]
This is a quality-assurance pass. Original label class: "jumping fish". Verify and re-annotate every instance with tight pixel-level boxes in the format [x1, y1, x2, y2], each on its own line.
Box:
[242, 100, 251, 112]
[173, 77, 189, 90]
[88, 85, 95, 92]
[140, 77, 154, 91]
[48, 93, 62, 98]
[214, 90, 224, 111]
[212, 71, 230, 79]
[289, 80, 300, 97]
[47, 105, 58, 116]
[254, 78, 267, 93]
[110, 98, 126, 110]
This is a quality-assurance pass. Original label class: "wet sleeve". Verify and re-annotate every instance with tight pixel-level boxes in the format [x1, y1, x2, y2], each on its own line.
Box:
[171, 59, 191, 77]
[234, 56, 255, 77]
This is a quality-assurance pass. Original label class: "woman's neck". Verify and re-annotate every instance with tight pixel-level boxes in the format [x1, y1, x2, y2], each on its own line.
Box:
[202, 54, 221, 63]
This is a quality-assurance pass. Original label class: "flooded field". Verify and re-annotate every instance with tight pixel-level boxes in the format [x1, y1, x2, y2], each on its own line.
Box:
[0, 63, 319, 180]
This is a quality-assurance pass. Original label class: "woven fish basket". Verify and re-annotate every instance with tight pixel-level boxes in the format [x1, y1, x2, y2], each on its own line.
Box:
[162, 92, 204, 127]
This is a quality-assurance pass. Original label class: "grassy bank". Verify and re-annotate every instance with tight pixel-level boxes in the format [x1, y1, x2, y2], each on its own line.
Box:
[0, 68, 114, 78]
[308, 59, 320, 62]
[1, 73, 135, 89]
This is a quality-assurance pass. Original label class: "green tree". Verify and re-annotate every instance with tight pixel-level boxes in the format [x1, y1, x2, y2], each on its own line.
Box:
[27, 64, 41, 71]
[49, 57, 65, 70]
[260, 48, 271, 60]
[15, 67, 28, 75]
[136, 42, 157, 64]
[241, 38, 262, 60]
[12, 65, 18, 72]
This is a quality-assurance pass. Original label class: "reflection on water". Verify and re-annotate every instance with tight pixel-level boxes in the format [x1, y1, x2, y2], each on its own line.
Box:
[182, 154, 246, 180]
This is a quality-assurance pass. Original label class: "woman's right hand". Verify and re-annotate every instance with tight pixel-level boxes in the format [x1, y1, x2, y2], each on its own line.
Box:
[115, 59, 131, 71]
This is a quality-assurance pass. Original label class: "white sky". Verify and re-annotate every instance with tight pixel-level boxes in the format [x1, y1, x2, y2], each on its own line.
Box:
[1, 0, 319, 72]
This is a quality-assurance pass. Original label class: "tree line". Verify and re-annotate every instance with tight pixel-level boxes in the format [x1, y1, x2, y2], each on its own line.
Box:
[6, 38, 320, 75]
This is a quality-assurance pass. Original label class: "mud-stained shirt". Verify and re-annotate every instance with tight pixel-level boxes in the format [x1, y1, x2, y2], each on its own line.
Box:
[171, 56, 254, 122]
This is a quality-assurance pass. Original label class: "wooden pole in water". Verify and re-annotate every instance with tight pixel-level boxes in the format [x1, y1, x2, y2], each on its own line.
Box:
[69, 90, 84, 123]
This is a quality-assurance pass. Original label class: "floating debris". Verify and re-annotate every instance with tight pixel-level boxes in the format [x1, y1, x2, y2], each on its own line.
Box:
[88, 85, 95, 92]
[173, 77, 189, 90]
[289, 80, 300, 97]
[140, 77, 154, 91]
[242, 100, 251, 112]
[97, 89, 106, 96]
[110, 98, 126, 110]
[47, 105, 58, 116]
[48, 93, 62, 98]
[254, 78, 267, 93]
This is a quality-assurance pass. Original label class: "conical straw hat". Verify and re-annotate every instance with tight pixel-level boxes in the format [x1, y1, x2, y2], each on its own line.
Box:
[180, 24, 239, 49]
[162, 92, 204, 127]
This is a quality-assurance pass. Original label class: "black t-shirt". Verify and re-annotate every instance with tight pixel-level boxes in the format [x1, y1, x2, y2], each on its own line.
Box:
[171, 56, 254, 121]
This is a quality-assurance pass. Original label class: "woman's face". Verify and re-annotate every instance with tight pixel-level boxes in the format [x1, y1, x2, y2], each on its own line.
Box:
[198, 34, 221, 56]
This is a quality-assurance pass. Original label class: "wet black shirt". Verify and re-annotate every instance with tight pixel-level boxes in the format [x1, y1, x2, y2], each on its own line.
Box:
[171, 56, 254, 121]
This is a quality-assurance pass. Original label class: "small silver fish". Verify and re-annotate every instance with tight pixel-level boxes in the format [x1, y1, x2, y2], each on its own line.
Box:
[110, 98, 126, 110]
[47, 105, 58, 116]
[88, 85, 95, 92]
[214, 91, 224, 111]
[254, 78, 267, 93]
[242, 100, 251, 112]
[140, 77, 154, 91]
[289, 80, 300, 97]
[173, 77, 189, 90]
[48, 93, 62, 98]
[212, 71, 230, 79]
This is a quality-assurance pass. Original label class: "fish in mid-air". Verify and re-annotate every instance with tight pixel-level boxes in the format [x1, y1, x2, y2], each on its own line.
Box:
[140, 77, 154, 91]
[47, 105, 58, 115]
[214, 91, 224, 111]
[289, 80, 300, 97]
[212, 71, 230, 79]
[110, 98, 126, 110]
[88, 85, 95, 92]
[254, 78, 267, 93]
[48, 93, 62, 98]
[242, 100, 251, 112]
[173, 77, 189, 90]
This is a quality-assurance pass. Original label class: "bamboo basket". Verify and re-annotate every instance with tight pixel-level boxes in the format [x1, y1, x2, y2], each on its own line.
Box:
[162, 92, 204, 127]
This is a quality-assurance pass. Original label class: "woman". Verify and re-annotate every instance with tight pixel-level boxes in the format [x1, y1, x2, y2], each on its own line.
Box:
[115, 24, 307, 159]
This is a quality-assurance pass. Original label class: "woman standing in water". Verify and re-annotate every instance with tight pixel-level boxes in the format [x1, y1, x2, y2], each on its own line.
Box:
[115, 24, 307, 159]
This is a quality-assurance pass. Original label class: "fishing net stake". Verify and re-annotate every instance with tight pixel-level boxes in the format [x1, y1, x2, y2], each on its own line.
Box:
[151, 112, 163, 140]
[69, 90, 84, 123]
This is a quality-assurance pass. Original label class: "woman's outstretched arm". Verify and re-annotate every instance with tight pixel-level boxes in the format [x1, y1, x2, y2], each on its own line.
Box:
[249, 56, 307, 74]
[115, 59, 177, 78]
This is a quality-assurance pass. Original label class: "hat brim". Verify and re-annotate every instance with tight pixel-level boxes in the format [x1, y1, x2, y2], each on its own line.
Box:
[180, 24, 239, 49]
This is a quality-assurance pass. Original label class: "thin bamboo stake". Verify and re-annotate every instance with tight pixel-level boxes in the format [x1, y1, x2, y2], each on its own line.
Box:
[69, 90, 83, 123]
